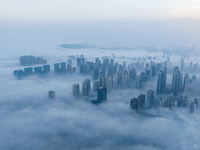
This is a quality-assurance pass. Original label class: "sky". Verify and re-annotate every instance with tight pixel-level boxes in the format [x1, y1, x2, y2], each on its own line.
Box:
[0, 0, 200, 23]
[0, 0, 200, 48]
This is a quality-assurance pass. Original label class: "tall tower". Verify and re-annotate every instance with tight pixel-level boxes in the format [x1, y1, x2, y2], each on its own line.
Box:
[82, 79, 90, 96]
[116, 71, 123, 85]
[130, 98, 139, 110]
[72, 83, 80, 97]
[147, 90, 154, 105]
[106, 75, 113, 93]
[124, 72, 130, 87]
[156, 68, 167, 94]
[93, 80, 100, 92]
[171, 67, 182, 96]
[138, 94, 146, 109]
[97, 87, 107, 103]
[183, 73, 189, 93]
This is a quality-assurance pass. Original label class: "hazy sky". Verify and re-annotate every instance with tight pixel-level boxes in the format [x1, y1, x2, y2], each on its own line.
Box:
[0, 0, 200, 49]
[0, 0, 200, 23]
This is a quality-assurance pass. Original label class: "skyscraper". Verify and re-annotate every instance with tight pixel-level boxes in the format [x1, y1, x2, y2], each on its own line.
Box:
[116, 71, 122, 85]
[48, 91, 55, 99]
[156, 68, 167, 94]
[182, 73, 189, 93]
[124, 72, 130, 87]
[135, 76, 141, 89]
[82, 79, 90, 96]
[106, 75, 113, 93]
[130, 98, 139, 110]
[147, 90, 154, 105]
[72, 83, 80, 97]
[93, 80, 100, 92]
[97, 87, 107, 103]
[138, 94, 146, 109]
[171, 67, 182, 96]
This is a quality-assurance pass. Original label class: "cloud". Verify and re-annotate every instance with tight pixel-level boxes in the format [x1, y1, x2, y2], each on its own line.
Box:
[171, 6, 200, 19]
[0, 42, 200, 150]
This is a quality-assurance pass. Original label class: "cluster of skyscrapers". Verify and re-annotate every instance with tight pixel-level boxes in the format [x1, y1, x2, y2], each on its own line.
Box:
[14, 65, 50, 78]
[20, 55, 47, 66]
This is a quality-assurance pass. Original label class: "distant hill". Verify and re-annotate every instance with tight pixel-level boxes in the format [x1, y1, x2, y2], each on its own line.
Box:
[60, 43, 93, 49]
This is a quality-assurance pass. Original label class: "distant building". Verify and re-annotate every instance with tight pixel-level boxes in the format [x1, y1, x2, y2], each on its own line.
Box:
[164, 94, 173, 107]
[183, 97, 190, 108]
[136, 76, 141, 89]
[93, 80, 100, 92]
[183, 73, 189, 93]
[72, 83, 80, 97]
[170, 100, 178, 109]
[20, 55, 47, 66]
[130, 98, 139, 110]
[171, 67, 182, 96]
[138, 94, 146, 109]
[147, 90, 154, 105]
[54, 63, 60, 73]
[24, 67, 33, 75]
[60, 62, 66, 73]
[116, 71, 123, 85]
[194, 98, 200, 109]
[82, 79, 90, 96]
[97, 87, 107, 103]
[43, 65, 50, 73]
[159, 98, 164, 107]
[190, 102, 196, 113]
[106, 75, 113, 93]
[124, 72, 130, 87]
[156, 68, 167, 94]
[48, 91, 55, 99]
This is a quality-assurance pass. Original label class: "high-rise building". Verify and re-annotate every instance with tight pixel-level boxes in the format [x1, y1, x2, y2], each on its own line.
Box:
[54, 63, 60, 73]
[140, 72, 146, 82]
[106, 75, 113, 93]
[124, 72, 130, 87]
[171, 67, 182, 96]
[99, 76, 106, 87]
[130, 98, 139, 110]
[34, 66, 42, 74]
[164, 94, 173, 107]
[93, 69, 99, 80]
[138, 94, 146, 109]
[177, 92, 185, 107]
[48, 91, 55, 99]
[190, 102, 196, 113]
[159, 98, 165, 107]
[72, 83, 80, 97]
[116, 71, 123, 85]
[82, 79, 90, 96]
[129, 68, 137, 81]
[60, 62, 66, 73]
[135, 76, 141, 89]
[67, 64, 71, 72]
[183, 97, 190, 107]
[110, 59, 114, 66]
[170, 100, 178, 109]
[97, 87, 107, 103]
[93, 80, 100, 92]
[156, 68, 167, 94]
[147, 90, 154, 105]
[183, 73, 189, 93]
[24, 67, 33, 75]
[43, 65, 50, 73]
[194, 98, 200, 109]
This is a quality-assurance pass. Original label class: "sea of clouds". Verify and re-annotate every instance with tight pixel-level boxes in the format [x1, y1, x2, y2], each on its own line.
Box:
[0, 45, 200, 150]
